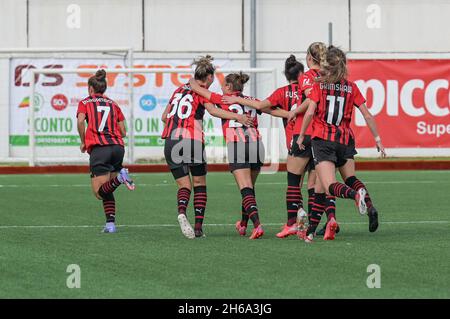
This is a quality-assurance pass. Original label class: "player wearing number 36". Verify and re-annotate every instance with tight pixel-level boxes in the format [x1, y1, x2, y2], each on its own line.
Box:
[161, 55, 253, 239]
[76, 69, 136, 234]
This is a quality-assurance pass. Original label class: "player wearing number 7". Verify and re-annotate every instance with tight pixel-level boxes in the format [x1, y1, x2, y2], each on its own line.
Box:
[296, 46, 386, 243]
[161, 56, 253, 239]
[76, 69, 135, 234]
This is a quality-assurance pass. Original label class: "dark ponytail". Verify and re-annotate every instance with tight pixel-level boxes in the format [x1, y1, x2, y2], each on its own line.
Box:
[284, 55, 304, 82]
[88, 69, 107, 94]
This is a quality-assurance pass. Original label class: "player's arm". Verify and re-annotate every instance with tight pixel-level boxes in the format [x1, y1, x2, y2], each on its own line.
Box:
[189, 78, 214, 100]
[287, 95, 311, 122]
[221, 95, 272, 111]
[261, 107, 289, 118]
[77, 113, 87, 153]
[118, 120, 127, 137]
[297, 101, 316, 150]
[204, 103, 253, 127]
[358, 103, 386, 157]
[161, 103, 170, 124]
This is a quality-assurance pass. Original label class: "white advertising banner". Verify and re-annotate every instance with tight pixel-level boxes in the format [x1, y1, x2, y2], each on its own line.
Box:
[10, 58, 231, 154]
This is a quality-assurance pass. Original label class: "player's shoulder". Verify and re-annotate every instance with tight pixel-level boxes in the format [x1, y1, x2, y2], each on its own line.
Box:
[303, 69, 319, 81]
[79, 95, 93, 105]
[274, 84, 291, 94]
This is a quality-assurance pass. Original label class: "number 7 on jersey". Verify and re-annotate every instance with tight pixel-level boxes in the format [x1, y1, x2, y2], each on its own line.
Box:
[97, 106, 110, 132]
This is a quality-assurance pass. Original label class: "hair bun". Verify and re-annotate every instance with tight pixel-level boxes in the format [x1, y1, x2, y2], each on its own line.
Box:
[238, 72, 250, 85]
[95, 69, 106, 80]
[285, 55, 298, 68]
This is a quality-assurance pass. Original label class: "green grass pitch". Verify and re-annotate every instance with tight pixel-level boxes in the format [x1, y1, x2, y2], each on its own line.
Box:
[0, 170, 449, 298]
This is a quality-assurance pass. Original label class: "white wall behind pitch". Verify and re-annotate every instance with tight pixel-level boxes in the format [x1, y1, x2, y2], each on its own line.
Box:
[144, 0, 243, 51]
[351, 0, 450, 52]
[28, 0, 142, 49]
[244, 0, 350, 52]
[0, 0, 27, 48]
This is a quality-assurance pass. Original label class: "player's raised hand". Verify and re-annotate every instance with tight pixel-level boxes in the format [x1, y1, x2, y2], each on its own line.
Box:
[222, 95, 239, 104]
[237, 114, 254, 127]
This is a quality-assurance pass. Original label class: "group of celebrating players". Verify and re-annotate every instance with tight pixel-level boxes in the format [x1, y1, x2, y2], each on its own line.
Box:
[76, 41, 386, 243]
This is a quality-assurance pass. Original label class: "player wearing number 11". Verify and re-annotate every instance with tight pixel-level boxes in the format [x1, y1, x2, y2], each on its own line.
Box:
[296, 46, 386, 242]
[76, 69, 135, 234]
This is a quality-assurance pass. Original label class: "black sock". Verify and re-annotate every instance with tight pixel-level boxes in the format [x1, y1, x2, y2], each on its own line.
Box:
[241, 205, 249, 227]
[329, 182, 356, 199]
[286, 172, 302, 226]
[193, 186, 207, 230]
[307, 193, 325, 235]
[325, 195, 336, 221]
[241, 187, 260, 228]
[307, 188, 315, 221]
[345, 176, 373, 208]
[177, 187, 191, 215]
[98, 176, 121, 198]
[102, 193, 115, 223]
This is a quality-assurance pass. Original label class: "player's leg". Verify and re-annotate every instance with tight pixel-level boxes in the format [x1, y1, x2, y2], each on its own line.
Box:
[277, 155, 308, 238]
[189, 139, 208, 238]
[164, 138, 195, 239]
[90, 145, 131, 233]
[306, 168, 316, 220]
[316, 143, 367, 216]
[93, 145, 132, 200]
[339, 159, 378, 232]
[236, 167, 260, 235]
[233, 168, 264, 239]
[304, 177, 327, 242]
[191, 165, 207, 238]
[91, 173, 116, 232]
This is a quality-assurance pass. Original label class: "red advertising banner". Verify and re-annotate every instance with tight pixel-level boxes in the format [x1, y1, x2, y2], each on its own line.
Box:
[347, 60, 450, 148]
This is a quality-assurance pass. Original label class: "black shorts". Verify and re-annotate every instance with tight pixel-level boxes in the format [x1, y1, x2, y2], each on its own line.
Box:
[227, 140, 265, 172]
[311, 138, 353, 168]
[289, 135, 313, 158]
[89, 144, 124, 177]
[345, 136, 358, 159]
[289, 134, 315, 171]
[164, 138, 207, 179]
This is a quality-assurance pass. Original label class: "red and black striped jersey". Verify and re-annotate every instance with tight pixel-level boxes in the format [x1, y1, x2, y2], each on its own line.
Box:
[161, 83, 208, 141]
[76, 94, 125, 153]
[209, 92, 261, 144]
[266, 83, 299, 149]
[309, 80, 366, 145]
[293, 69, 319, 136]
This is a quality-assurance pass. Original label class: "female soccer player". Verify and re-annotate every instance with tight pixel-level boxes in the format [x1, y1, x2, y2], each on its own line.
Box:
[221, 55, 310, 238]
[282, 43, 333, 236]
[189, 72, 288, 239]
[76, 69, 135, 233]
[162, 56, 252, 239]
[296, 46, 386, 243]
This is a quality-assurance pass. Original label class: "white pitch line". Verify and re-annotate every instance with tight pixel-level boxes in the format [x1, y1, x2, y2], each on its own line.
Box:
[0, 180, 448, 188]
[0, 220, 448, 229]
[228, 181, 448, 186]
